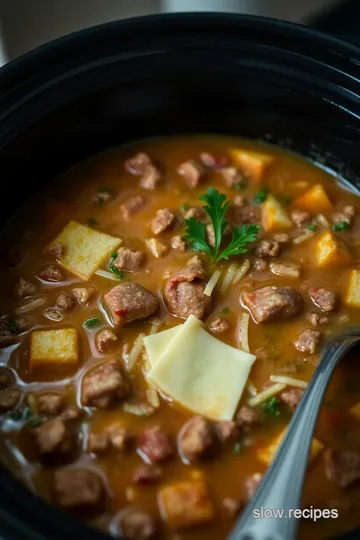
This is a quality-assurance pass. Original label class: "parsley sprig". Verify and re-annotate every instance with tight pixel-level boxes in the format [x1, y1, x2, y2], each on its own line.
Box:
[185, 188, 259, 264]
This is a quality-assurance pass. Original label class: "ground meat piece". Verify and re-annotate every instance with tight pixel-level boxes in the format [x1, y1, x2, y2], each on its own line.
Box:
[107, 426, 132, 451]
[270, 260, 301, 279]
[8, 245, 26, 268]
[219, 166, 244, 187]
[139, 426, 174, 463]
[306, 312, 329, 326]
[199, 152, 227, 169]
[95, 328, 118, 353]
[255, 239, 281, 258]
[55, 292, 75, 311]
[244, 473, 262, 499]
[273, 234, 290, 243]
[236, 406, 259, 428]
[324, 448, 360, 488]
[14, 278, 36, 299]
[113, 247, 145, 272]
[252, 258, 268, 272]
[46, 243, 65, 261]
[14, 316, 34, 332]
[34, 417, 72, 456]
[279, 388, 304, 412]
[0, 368, 14, 388]
[171, 235, 186, 251]
[308, 287, 338, 313]
[217, 421, 240, 443]
[81, 360, 130, 408]
[37, 393, 65, 416]
[208, 316, 229, 334]
[178, 416, 217, 462]
[243, 286, 303, 323]
[87, 432, 109, 454]
[104, 282, 158, 327]
[332, 205, 355, 226]
[150, 208, 175, 235]
[291, 208, 311, 227]
[177, 160, 206, 188]
[139, 165, 162, 190]
[0, 388, 21, 412]
[164, 258, 210, 320]
[54, 468, 104, 510]
[125, 153, 152, 175]
[120, 509, 156, 540]
[233, 195, 245, 207]
[60, 406, 83, 421]
[232, 205, 260, 224]
[223, 497, 244, 517]
[132, 464, 162, 485]
[184, 207, 207, 222]
[39, 264, 65, 282]
[0, 320, 17, 348]
[121, 196, 146, 220]
[294, 329, 321, 354]
[72, 287, 95, 304]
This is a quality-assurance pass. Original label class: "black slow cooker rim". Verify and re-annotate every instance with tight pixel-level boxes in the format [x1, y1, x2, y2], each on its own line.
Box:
[0, 12, 360, 540]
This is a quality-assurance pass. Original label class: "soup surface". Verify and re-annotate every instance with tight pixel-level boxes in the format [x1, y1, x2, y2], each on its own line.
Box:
[1, 136, 360, 540]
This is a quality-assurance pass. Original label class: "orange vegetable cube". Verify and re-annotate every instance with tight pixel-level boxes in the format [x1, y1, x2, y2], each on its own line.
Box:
[30, 329, 78, 372]
[315, 231, 353, 268]
[294, 184, 333, 214]
[345, 270, 360, 308]
[257, 428, 324, 466]
[262, 195, 292, 231]
[230, 149, 274, 182]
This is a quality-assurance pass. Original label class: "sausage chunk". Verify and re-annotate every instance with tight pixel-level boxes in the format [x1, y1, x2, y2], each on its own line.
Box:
[104, 282, 158, 327]
[113, 247, 145, 272]
[217, 421, 240, 443]
[95, 328, 118, 353]
[0, 388, 21, 412]
[120, 196, 146, 220]
[252, 258, 268, 272]
[184, 206, 207, 222]
[242, 286, 303, 323]
[324, 448, 360, 488]
[87, 432, 109, 454]
[332, 205, 355, 226]
[208, 315, 229, 334]
[177, 159, 206, 188]
[54, 468, 105, 510]
[308, 287, 338, 313]
[236, 406, 259, 428]
[150, 208, 175, 235]
[178, 416, 217, 462]
[279, 388, 304, 412]
[55, 292, 76, 311]
[81, 360, 130, 408]
[34, 417, 72, 456]
[139, 426, 174, 463]
[255, 239, 281, 258]
[37, 393, 65, 416]
[120, 509, 156, 540]
[294, 329, 321, 354]
[291, 208, 311, 227]
[39, 264, 65, 282]
[14, 278, 36, 299]
[132, 464, 162, 485]
[164, 257, 210, 320]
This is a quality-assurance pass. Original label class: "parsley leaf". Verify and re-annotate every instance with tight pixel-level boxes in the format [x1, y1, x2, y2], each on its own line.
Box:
[84, 317, 101, 329]
[180, 202, 190, 213]
[233, 441, 243, 454]
[220, 224, 260, 261]
[199, 188, 229, 256]
[263, 396, 281, 416]
[332, 221, 349, 232]
[306, 223, 317, 232]
[87, 217, 98, 227]
[222, 307, 230, 314]
[109, 252, 125, 279]
[254, 187, 269, 204]
[184, 218, 212, 257]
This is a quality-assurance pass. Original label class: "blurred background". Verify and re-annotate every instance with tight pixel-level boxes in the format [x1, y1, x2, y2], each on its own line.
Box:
[0, 0, 357, 65]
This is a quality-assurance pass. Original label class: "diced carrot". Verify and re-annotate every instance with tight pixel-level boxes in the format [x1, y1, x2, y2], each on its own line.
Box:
[345, 269, 360, 308]
[230, 149, 274, 182]
[315, 231, 353, 268]
[294, 184, 333, 214]
[262, 195, 292, 231]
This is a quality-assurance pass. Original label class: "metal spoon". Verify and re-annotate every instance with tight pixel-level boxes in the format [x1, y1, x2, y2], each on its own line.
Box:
[228, 327, 360, 540]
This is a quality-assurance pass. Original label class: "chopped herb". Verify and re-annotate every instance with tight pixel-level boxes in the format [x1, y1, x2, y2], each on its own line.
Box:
[253, 187, 269, 204]
[222, 307, 230, 314]
[332, 221, 349, 232]
[263, 396, 281, 416]
[306, 223, 317, 232]
[180, 202, 190, 213]
[7, 318, 18, 334]
[84, 317, 101, 329]
[87, 217, 98, 227]
[185, 188, 259, 264]
[28, 418, 44, 428]
[233, 182, 247, 191]
[8, 409, 22, 421]
[233, 441, 243, 454]
[283, 196, 293, 205]
[109, 252, 125, 279]
[98, 187, 114, 195]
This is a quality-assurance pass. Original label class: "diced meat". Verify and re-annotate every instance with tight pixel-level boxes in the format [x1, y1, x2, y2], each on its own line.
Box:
[72, 287, 95, 304]
[113, 247, 145, 272]
[121, 196, 146, 220]
[184, 207, 207, 222]
[132, 464, 162, 485]
[294, 329, 321, 354]
[55, 292, 76, 311]
[199, 152, 227, 169]
[54, 468, 104, 510]
[308, 287, 338, 313]
[37, 393, 65, 416]
[219, 167, 244, 187]
[233, 195, 245, 207]
[0, 388, 21, 412]
[252, 258, 268, 272]
[104, 282, 158, 327]
[92, 189, 113, 205]
[332, 205, 355, 226]
[178, 160, 206, 188]
[60, 406, 83, 421]
[232, 205, 260, 225]
[139, 426, 174, 463]
[291, 208, 311, 227]
[279, 388, 304, 412]
[255, 239, 281, 258]
[0, 367, 14, 389]
[8, 245, 26, 268]
[125, 153, 152, 175]
[95, 328, 118, 353]
[217, 421, 240, 443]
[0, 319, 17, 348]
[306, 312, 329, 326]
[150, 208, 175, 235]
[164, 258, 210, 320]
[242, 286, 303, 323]
[324, 448, 360, 488]
[140, 165, 162, 190]
[145, 238, 168, 258]
[14, 278, 36, 299]
[171, 235, 186, 251]
[39, 264, 65, 282]
[208, 316, 229, 334]
[244, 473, 262, 499]
[270, 260, 301, 279]
[236, 406, 259, 429]
[222, 497, 244, 517]
[81, 360, 130, 408]
[120, 509, 156, 540]
[107, 426, 132, 451]
[14, 316, 34, 332]
[87, 432, 109, 454]
[273, 234, 290, 243]
[178, 416, 217, 462]
[46, 243, 65, 261]
[34, 417, 72, 456]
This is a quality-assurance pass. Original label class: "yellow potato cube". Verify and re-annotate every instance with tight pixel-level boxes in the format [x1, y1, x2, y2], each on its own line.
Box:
[315, 231, 353, 268]
[158, 479, 214, 529]
[230, 149, 274, 182]
[49, 221, 121, 280]
[30, 329, 78, 371]
[257, 428, 324, 466]
[349, 402, 360, 420]
[345, 270, 360, 308]
[262, 194, 292, 231]
[294, 184, 333, 214]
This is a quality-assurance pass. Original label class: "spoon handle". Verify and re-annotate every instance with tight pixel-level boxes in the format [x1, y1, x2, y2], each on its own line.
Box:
[228, 336, 359, 540]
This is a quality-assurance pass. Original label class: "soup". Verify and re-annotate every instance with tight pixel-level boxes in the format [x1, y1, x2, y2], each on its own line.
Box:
[0, 135, 360, 540]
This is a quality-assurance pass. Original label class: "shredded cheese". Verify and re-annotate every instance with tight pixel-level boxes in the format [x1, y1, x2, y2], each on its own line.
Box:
[270, 375, 308, 389]
[238, 313, 250, 352]
[220, 263, 238, 292]
[232, 258, 251, 284]
[246, 379, 258, 397]
[204, 270, 221, 297]
[126, 333, 145, 372]
[15, 296, 45, 314]
[95, 268, 121, 281]
[316, 214, 330, 228]
[123, 402, 155, 416]
[248, 383, 286, 407]
[292, 229, 315, 244]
